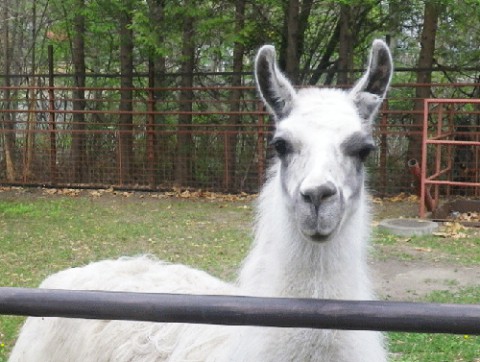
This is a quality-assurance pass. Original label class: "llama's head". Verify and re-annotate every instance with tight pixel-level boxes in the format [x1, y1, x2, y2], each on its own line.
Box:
[255, 40, 393, 242]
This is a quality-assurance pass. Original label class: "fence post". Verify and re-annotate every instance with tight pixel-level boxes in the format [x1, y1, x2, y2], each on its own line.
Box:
[147, 60, 156, 190]
[48, 45, 57, 184]
[379, 100, 388, 195]
[117, 129, 123, 186]
[420, 99, 429, 218]
[224, 129, 230, 191]
[257, 101, 266, 191]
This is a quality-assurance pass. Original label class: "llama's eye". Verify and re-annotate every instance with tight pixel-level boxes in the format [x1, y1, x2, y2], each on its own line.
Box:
[357, 144, 375, 162]
[271, 138, 291, 157]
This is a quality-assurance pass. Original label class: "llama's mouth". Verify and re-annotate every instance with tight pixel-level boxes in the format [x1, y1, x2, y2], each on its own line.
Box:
[308, 232, 330, 243]
[299, 225, 338, 243]
[298, 221, 338, 243]
[296, 213, 341, 243]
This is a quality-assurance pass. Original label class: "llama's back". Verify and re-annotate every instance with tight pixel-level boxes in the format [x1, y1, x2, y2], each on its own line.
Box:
[9, 256, 238, 362]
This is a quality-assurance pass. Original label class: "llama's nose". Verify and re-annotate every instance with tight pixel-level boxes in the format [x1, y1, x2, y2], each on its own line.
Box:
[301, 182, 337, 208]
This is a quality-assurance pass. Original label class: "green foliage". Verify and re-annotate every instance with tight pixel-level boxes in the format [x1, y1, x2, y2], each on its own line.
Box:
[436, 2, 480, 79]
[4, 0, 480, 86]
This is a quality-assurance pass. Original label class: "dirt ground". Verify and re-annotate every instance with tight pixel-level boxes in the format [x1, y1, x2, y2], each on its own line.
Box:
[372, 197, 480, 301]
[372, 257, 480, 301]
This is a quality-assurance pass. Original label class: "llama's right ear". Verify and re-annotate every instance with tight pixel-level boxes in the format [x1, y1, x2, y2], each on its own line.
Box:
[255, 45, 297, 122]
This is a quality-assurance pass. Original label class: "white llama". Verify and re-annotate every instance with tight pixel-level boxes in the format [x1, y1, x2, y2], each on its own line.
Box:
[9, 39, 393, 362]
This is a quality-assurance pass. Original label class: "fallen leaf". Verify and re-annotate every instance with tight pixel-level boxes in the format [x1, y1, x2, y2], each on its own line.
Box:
[414, 247, 432, 252]
[434, 221, 468, 239]
[89, 190, 103, 198]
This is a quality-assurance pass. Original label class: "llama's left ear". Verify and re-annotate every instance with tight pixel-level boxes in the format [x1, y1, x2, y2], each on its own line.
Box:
[350, 39, 393, 124]
[255, 45, 297, 122]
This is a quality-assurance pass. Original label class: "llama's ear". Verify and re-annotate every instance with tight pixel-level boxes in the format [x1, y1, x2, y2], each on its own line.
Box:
[350, 39, 393, 123]
[255, 45, 297, 122]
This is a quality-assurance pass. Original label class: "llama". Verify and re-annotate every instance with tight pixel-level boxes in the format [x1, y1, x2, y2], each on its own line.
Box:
[9, 39, 393, 362]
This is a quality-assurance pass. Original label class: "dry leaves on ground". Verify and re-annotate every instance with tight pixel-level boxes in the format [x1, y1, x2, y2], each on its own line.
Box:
[433, 221, 468, 239]
[161, 187, 257, 202]
[32, 186, 257, 202]
[42, 188, 81, 197]
[455, 211, 480, 222]
[89, 187, 133, 198]
[371, 192, 418, 204]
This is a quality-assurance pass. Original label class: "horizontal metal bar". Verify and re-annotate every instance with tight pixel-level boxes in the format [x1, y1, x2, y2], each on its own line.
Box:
[1, 81, 480, 88]
[0, 85, 258, 92]
[0, 109, 268, 116]
[425, 98, 480, 104]
[1, 287, 480, 335]
[427, 166, 452, 180]
[428, 132, 454, 141]
[426, 139, 480, 146]
[425, 180, 480, 187]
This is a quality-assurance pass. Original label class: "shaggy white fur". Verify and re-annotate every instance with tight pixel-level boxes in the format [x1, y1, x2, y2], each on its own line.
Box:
[9, 39, 393, 362]
[9, 257, 238, 361]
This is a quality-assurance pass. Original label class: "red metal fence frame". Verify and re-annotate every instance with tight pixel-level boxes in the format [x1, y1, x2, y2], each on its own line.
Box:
[420, 99, 480, 217]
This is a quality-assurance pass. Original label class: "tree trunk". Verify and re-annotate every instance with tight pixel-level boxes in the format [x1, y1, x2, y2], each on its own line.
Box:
[308, 21, 340, 85]
[23, 1, 37, 181]
[119, 0, 134, 185]
[386, 1, 403, 57]
[146, 0, 167, 186]
[225, 0, 246, 191]
[1, 0, 16, 182]
[146, 0, 167, 94]
[284, 0, 300, 83]
[174, 9, 195, 187]
[337, 4, 354, 86]
[71, 0, 87, 183]
[407, 1, 442, 163]
[297, 0, 314, 82]
[24, 81, 36, 181]
[280, 0, 315, 83]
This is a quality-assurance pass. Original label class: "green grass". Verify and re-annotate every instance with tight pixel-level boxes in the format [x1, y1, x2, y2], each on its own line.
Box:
[373, 228, 480, 265]
[0, 191, 252, 359]
[1, 191, 480, 361]
[374, 227, 480, 361]
[388, 287, 480, 362]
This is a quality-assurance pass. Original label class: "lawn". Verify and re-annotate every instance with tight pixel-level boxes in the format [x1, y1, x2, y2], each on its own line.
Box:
[388, 287, 480, 362]
[0, 188, 479, 361]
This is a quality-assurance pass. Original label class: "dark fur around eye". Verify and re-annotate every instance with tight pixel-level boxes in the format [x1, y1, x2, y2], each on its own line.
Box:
[341, 132, 376, 163]
[357, 144, 376, 162]
[271, 138, 291, 157]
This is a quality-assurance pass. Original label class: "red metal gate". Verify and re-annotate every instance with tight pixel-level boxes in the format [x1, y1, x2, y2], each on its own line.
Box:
[420, 99, 480, 217]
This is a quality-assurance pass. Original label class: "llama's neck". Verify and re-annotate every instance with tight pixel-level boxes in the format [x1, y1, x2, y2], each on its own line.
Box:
[238, 173, 373, 300]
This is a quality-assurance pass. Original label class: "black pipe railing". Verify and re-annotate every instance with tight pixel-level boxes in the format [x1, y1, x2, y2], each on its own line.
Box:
[1, 287, 480, 335]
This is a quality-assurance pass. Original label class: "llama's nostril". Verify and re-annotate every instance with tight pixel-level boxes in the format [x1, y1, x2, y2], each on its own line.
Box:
[301, 182, 337, 207]
[301, 192, 312, 204]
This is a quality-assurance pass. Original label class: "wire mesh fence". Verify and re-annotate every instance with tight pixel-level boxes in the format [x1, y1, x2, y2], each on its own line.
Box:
[1, 82, 479, 194]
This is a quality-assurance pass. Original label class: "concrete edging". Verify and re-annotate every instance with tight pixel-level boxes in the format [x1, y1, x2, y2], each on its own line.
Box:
[378, 218, 439, 237]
